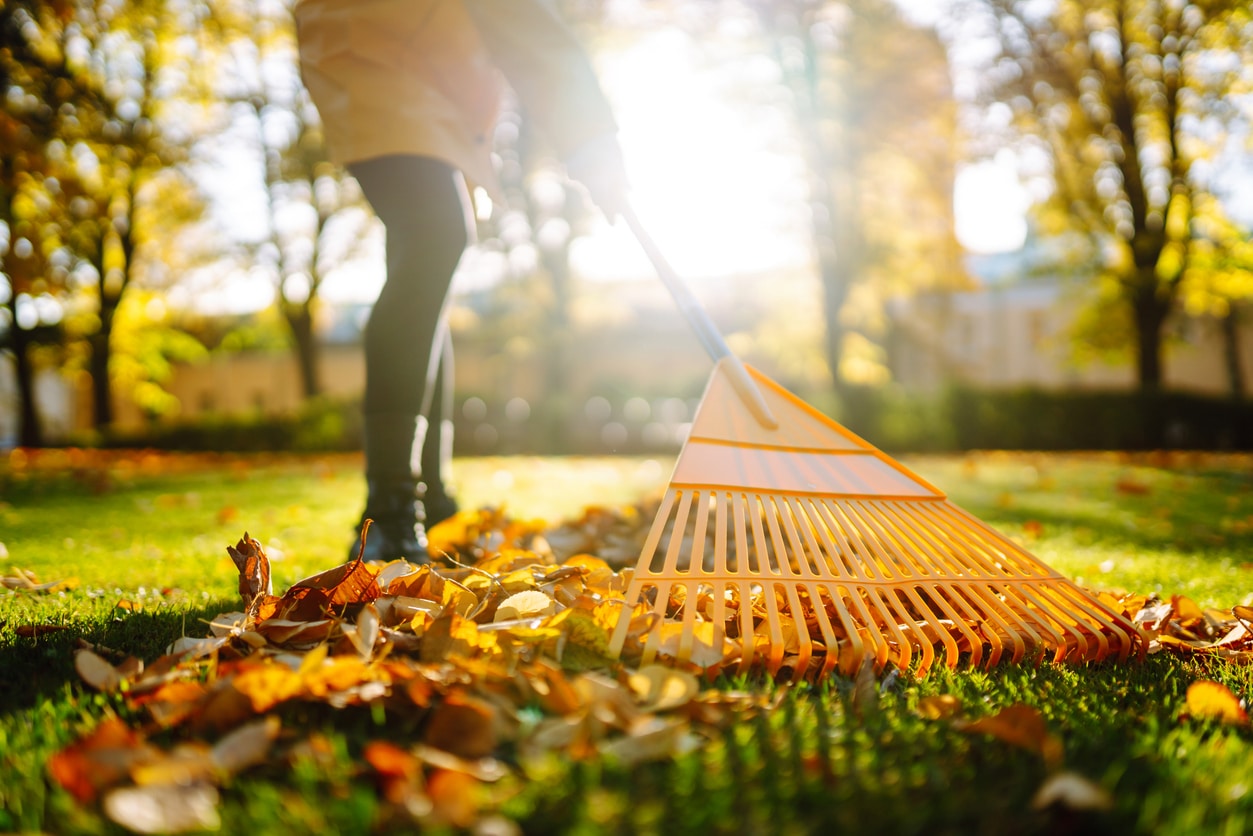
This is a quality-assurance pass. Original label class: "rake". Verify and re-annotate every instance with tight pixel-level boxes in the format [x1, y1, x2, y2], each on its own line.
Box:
[607, 207, 1141, 680]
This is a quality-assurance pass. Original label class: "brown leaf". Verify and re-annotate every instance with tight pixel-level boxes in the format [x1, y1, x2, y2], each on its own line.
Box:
[365, 740, 421, 803]
[15, 623, 72, 638]
[423, 692, 498, 759]
[958, 704, 1064, 768]
[275, 558, 381, 622]
[48, 718, 154, 803]
[133, 681, 209, 729]
[227, 533, 271, 607]
[75, 648, 123, 692]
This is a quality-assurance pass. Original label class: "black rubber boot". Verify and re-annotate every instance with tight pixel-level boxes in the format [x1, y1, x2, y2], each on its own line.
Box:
[352, 479, 428, 563]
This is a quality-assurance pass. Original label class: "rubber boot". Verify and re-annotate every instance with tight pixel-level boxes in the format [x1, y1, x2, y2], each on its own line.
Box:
[353, 413, 429, 563]
[352, 478, 427, 562]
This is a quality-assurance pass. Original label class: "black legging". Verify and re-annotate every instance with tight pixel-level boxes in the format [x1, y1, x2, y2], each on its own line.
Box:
[348, 155, 469, 488]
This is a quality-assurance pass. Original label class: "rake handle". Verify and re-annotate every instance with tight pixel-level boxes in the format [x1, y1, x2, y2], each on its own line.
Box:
[621, 205, 778, 430]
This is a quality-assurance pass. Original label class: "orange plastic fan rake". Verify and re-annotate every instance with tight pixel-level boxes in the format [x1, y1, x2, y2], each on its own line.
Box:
[608, 208, 1142, 681]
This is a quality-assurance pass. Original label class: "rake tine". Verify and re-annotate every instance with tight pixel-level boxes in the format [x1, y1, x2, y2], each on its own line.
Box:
[610, 358, 1140, 680]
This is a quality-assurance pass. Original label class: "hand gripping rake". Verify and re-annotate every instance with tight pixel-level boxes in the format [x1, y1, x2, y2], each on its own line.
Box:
[608, 207, 1142, 680]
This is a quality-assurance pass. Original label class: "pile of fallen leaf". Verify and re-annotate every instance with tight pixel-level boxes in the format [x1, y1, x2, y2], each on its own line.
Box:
[42, 503, 1253, 833]
[46, 507, 763, 832]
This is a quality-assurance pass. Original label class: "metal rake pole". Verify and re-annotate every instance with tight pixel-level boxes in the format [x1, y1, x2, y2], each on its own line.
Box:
[621, 205, 778, 430]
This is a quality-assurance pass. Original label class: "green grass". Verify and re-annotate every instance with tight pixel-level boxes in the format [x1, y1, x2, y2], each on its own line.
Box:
[2, 450, 1251, 834]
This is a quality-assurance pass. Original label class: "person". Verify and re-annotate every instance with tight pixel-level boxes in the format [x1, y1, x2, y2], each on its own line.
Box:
[294, 0, 629, 562]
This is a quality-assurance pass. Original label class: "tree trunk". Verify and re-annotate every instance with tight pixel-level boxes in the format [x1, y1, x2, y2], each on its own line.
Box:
[7, 297, 42, 447]
[1222, 303, 1246, 402]
[1131, 278, 1168, 391]
[89, 326, 112, 428]
[285, 305, 321, 400]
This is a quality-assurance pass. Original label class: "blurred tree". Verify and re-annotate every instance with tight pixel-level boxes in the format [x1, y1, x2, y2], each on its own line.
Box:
[1184, 194, 1253, 399]
[70, 0, 206, 429]
[750, 0, 967, 392]
[975, 0, 1253, 390]
[207, 0, 370, 401]
[1, 0, 107, 445]
[2, 0, 211, 443]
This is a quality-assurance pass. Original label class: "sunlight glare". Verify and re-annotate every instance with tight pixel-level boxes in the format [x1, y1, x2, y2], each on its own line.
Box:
[954, 155, 1029, 254]
[573, 30, 811, 282]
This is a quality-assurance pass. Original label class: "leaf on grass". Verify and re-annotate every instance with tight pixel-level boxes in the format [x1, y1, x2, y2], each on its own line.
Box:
[851, 654, 879, 718]
[341, 604, 382, 661]
[134, 681, 209, 729]
[75, 648, 123, 692]
[276, 558, 381, 622]
[427, 768, 481, 829]
[599, 716, 694, 765]
[211, 716, 281, 775]
[627, 665, 699, 712]
[413, 744, 508, 782]
[232, 662, 304, 713]
[1234, 605, 1253, 634]
[1, 570, 79, 593]
[48, 718, 154, 803]
[650, 621, 735, 670]
[423, 692, 498, 760]
[1031, 771, 1114, 812]
[1183, 680, 1249, 726]
[226, 533, 271, 607]
[103, 783, 221, 835]
[1171, 595, 1206, 625]
[16, 623, 72, 638]
[917, 694, 963, 720]
[167, 635, 230, 659]
[957, 704, 1064, 768]
[365, 740, 421, 803]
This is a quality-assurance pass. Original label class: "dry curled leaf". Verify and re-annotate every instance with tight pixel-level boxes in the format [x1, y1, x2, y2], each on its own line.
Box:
[226, 533, 271, 608]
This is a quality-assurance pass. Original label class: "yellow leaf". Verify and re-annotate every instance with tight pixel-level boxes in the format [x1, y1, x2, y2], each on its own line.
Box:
[493, 590, 557, 623]
[628, 665, 699, 712]
[1184, 680, 1249, 726]
[1172, 595, 1206, 623]
[917, 694, 963, 720]
[232, 663, 304, 712]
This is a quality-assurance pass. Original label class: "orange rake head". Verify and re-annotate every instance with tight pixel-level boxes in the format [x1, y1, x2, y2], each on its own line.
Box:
[608, 359, 1143, 681]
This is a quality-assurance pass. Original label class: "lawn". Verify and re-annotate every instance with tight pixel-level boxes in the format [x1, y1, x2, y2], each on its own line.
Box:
[1, 449, 1251, 834]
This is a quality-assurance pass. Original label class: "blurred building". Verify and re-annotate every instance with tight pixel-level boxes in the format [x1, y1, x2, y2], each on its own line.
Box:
[887, 247, 1253, 394]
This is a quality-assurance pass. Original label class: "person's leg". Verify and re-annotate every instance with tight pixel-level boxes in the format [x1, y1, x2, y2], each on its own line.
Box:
[420, 326, 459, 526]
[348, 154, 468, 561]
